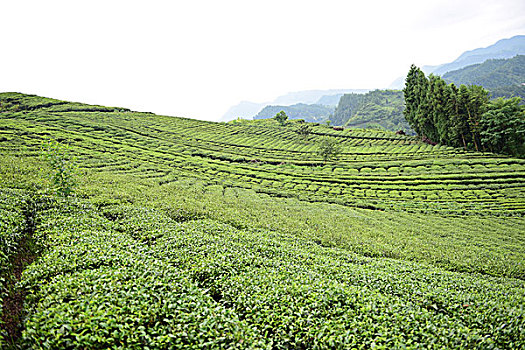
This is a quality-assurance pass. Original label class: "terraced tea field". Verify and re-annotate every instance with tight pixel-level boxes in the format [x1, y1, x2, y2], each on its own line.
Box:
[1, 92, 524, 348]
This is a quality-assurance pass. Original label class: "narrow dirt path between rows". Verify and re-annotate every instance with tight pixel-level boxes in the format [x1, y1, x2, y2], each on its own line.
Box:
[1, 197, 41, 347]
[1, 236, 36, 344]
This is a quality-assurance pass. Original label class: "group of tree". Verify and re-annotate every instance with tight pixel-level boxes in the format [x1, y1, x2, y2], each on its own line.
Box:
[403, 65, 525, 157]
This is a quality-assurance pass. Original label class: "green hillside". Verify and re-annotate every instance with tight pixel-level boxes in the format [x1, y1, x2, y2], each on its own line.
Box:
[490, 84, 525, 100]
[253, 103, 333, 122]
[1, 92, 524, 348]
[443, 55, 525, 100]
[331, 90, 410, 132]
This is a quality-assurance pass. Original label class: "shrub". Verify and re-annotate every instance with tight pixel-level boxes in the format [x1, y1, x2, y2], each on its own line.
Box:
[41, 140, 77, 197]
[317, 138, 341, 163]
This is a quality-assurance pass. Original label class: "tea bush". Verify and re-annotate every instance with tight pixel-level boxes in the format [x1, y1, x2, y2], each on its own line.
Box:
[1, 93, 524, 348]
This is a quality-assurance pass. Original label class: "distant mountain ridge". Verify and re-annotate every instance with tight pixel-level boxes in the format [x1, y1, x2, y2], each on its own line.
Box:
[442, 55, 525, 89]
[219, 101, 266, 122]
[253, 103, 333, 123]
[224, 35, 525, 127]
[443, 54, 525, 102]
[389, 35, 525, 89]
[270, 89, 368, 106]
[316, 94, 345, 106]
[431, 35, 525, 76]
[221, 89, 369, 121]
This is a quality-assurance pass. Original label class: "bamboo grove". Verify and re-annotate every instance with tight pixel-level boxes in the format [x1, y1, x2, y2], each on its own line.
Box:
[403, 65, 525, 157]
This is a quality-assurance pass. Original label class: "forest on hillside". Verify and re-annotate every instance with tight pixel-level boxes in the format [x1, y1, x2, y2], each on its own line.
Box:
[330, 90, 409, 132]
[443, 55, 525, 89]
[404, 65, 525, 157]
[335, 55, 525, 135]
[443, 55, 525, 101]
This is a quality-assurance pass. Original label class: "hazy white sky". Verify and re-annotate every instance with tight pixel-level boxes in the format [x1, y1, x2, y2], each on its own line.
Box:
[2, 0, 524, 120]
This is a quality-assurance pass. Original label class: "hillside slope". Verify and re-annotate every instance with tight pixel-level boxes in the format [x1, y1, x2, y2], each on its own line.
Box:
[443, 55, 525, 88]
[443, 55, 525, 100]
[331, 90, 409, 132]
[222, 89, 369, 121]
[253, 103, 333, 122]
[1, 93, 524, 348]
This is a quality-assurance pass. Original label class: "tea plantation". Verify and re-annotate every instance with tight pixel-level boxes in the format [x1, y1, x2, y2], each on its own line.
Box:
[0, 92, 524, 349]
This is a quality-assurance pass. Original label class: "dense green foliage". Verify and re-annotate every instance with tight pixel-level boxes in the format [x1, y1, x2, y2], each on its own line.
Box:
[481, 97, 525, 156]
[1, 92, 525, 348]
[16, 202, 525, 349]
[331, 90, 409, 132]
[254, 103, 333, 123]
[0, 92, 127, 114]
[404, 65, 525, 157]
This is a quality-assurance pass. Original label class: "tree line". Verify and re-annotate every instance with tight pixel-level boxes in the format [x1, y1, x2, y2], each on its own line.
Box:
[403, 65, 525, 157]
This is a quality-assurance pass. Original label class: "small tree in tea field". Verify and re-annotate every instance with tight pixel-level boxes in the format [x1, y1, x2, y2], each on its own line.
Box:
[296, 123, 311, 141]
[318, 138, 341, 163]
[41, 139, 78, 197]
[274, 111, 288, 126]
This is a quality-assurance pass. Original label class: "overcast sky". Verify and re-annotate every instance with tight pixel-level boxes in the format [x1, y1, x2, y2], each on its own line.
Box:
[2, 0, 524, 121]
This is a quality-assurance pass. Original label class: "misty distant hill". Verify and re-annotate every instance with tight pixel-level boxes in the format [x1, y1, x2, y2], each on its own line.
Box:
[315, 94, 345, 106]
[431, 35, 525, 76]
[221, 89, 368, 121]
[253, 103, 333, 123]
[271, 89, 368, 106]
[389, 35, 525, 89]
[220, 101, 266, 122]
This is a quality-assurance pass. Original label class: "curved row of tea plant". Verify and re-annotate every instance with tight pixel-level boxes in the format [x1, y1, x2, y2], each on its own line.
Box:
[1, 93, 525, 348]
[19, 203, 266, 349]
[0, 190, 26, 345]
[18, 202, 525, 348]
[1, 99, 524, 215]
